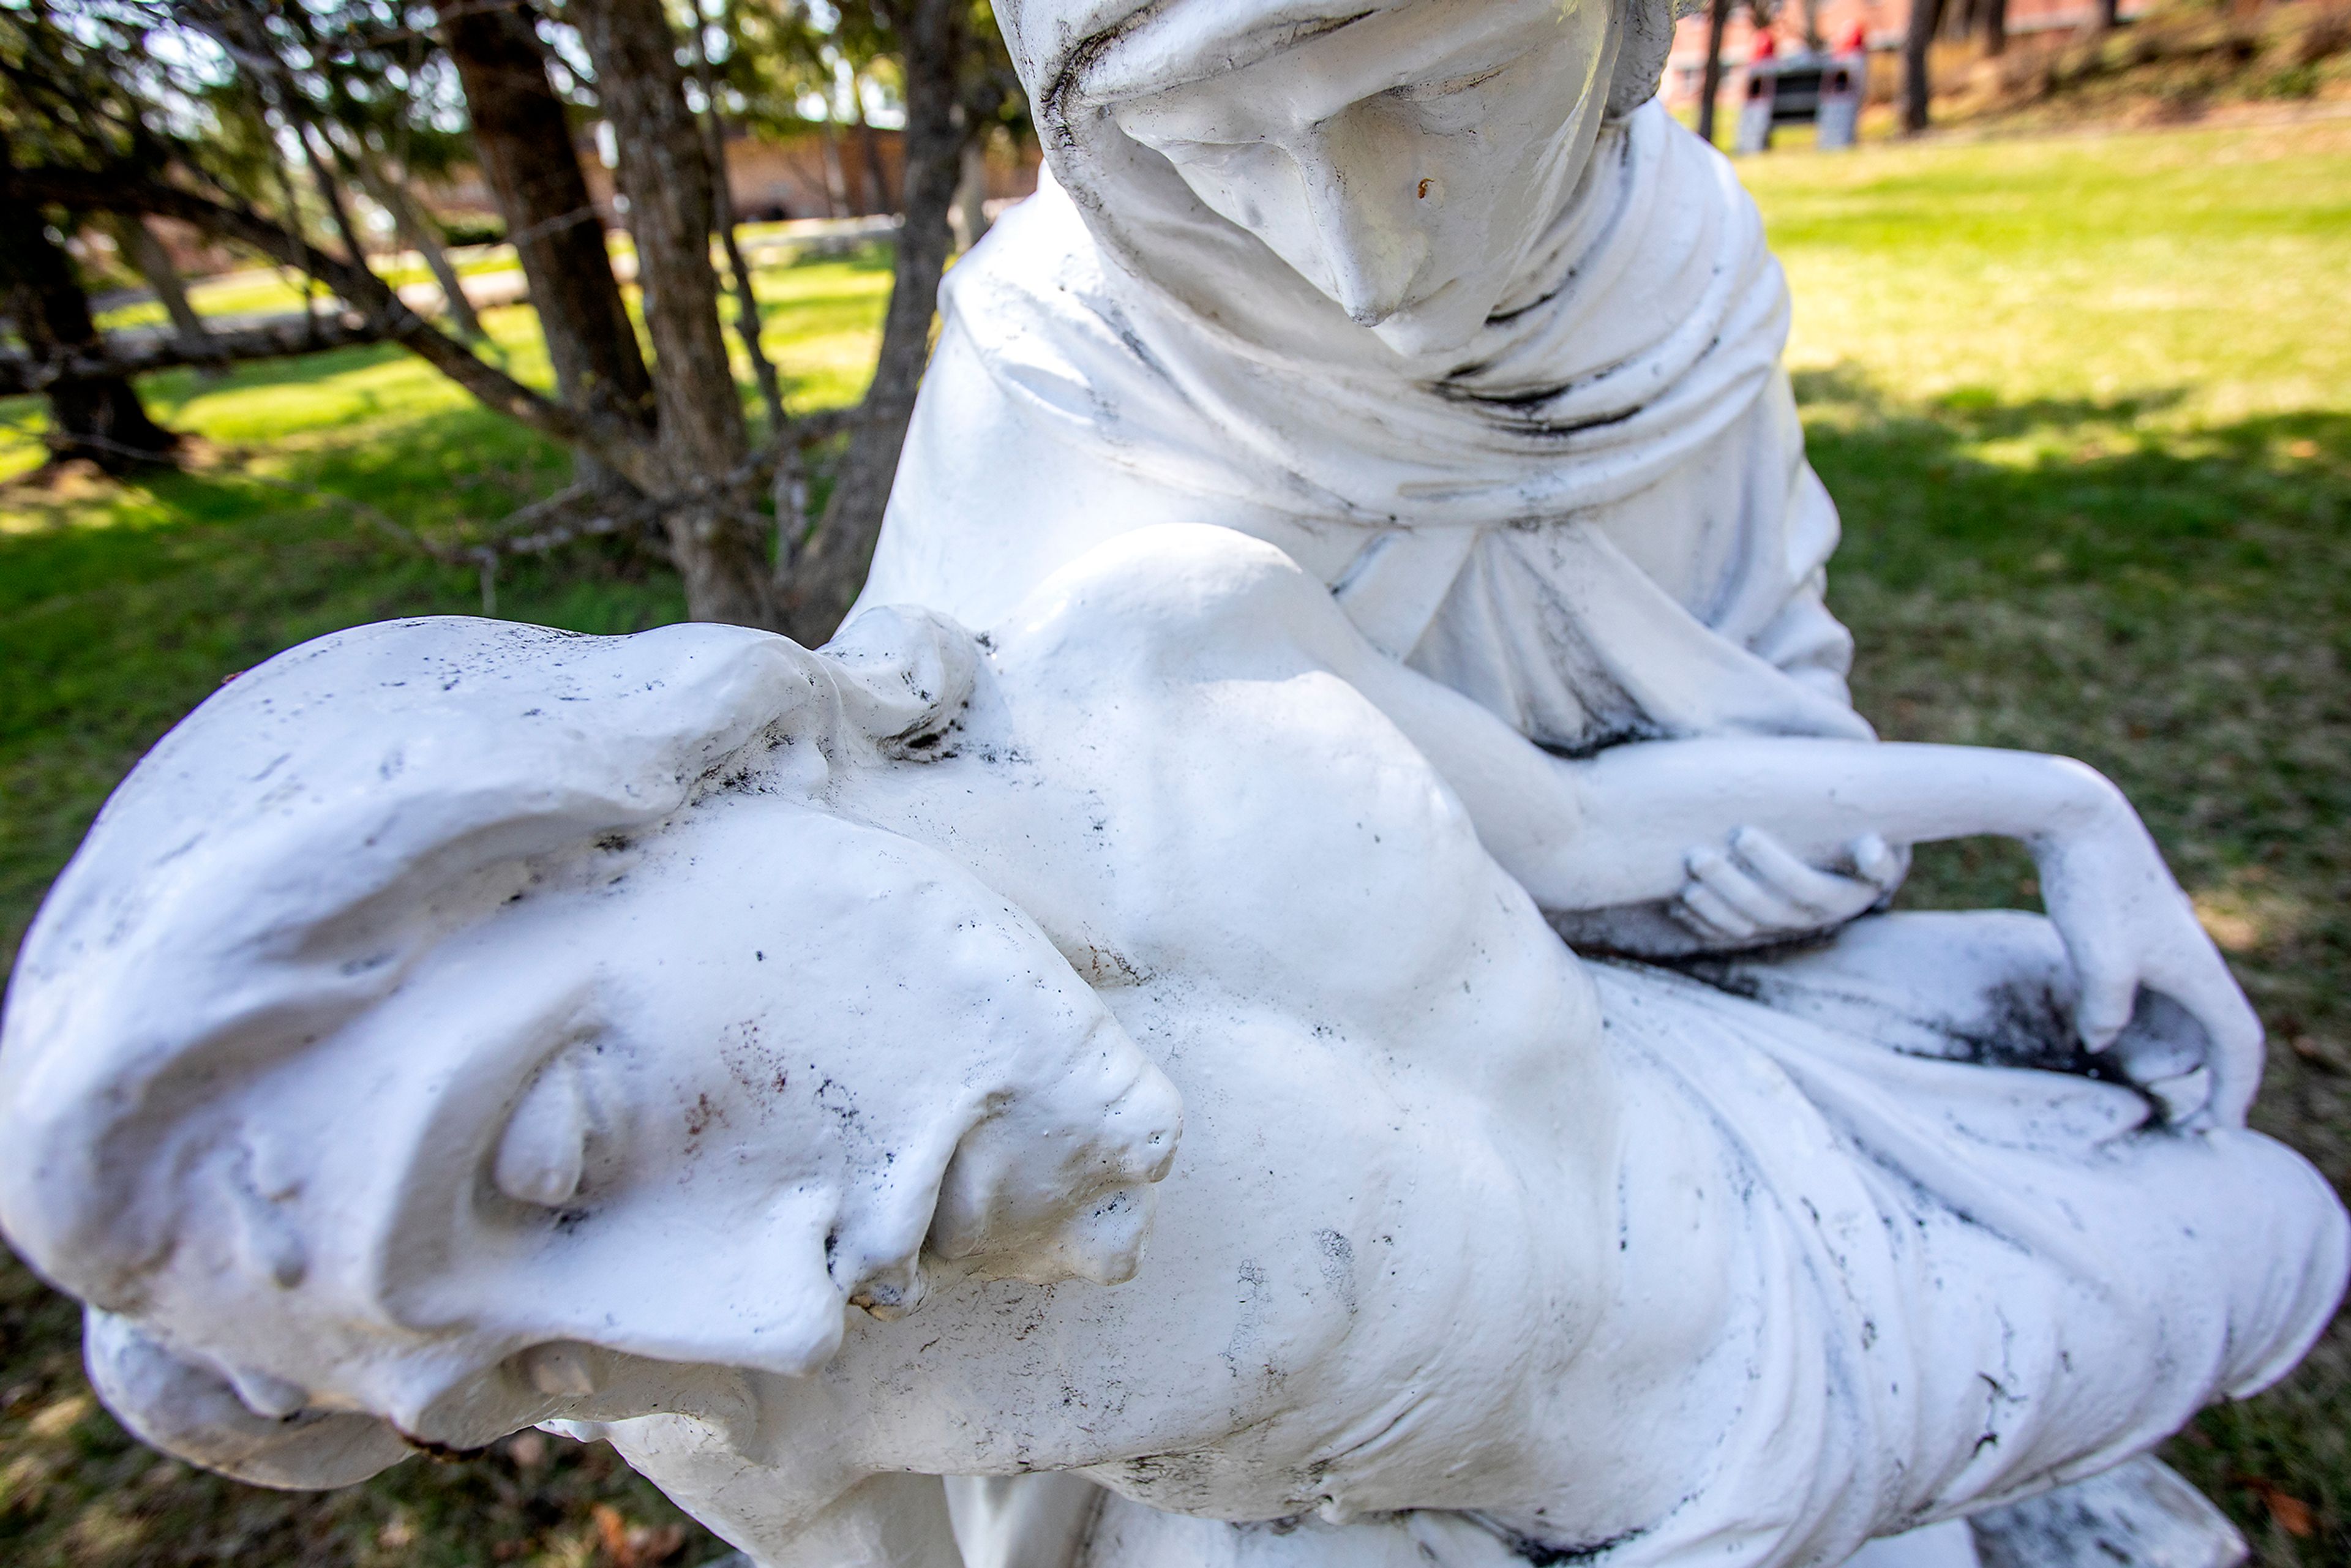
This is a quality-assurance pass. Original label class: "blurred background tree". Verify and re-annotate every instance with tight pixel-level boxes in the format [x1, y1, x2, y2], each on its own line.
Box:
[0, 0, 1014, 637]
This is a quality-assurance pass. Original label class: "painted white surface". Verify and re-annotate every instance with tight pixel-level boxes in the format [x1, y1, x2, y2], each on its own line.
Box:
[866, 0, 1897, 962]
[2, 527, 2341, 1568]
[2, 4, 2341, 1564]
[866, 2, 1866, 800]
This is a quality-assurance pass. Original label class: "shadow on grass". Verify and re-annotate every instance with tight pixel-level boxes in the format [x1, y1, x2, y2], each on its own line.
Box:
[1800, 362, 2351, 1562]
[136, 340, 422, 412]
[1797, 364, 2346, 595]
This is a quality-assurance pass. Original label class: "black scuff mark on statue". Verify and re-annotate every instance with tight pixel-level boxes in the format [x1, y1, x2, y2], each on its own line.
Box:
[1953, 977, 2099, 1072]
[1973, 1312, 2028, 1458]
[1679, 961, 1766, 1000]
[1220, 1259, 1276, 1392]
[1097, 299, 1174, 385]
[1041, 5, 1378, 146]
[1534, 719, 1673, 763]
[720, 1019, 792, 1117]
[1481, 264, 1583, 332]
[1615, 1161, 1635, 1253]
[1106, 1446, 1234, 1514]
[1941, 977, 2178, 1123]
[1313, 1228, 1357, 1313]
[1242, 9, 1379, 57]
[683, 1091, 724, 1154]
[1498, 1523, 1649, 1564]
[896, 708, 971, 764]
[1669, 962, 2180, 1124]
[1432, 368, 1646, 426]
[1040, 4, 1181, 159]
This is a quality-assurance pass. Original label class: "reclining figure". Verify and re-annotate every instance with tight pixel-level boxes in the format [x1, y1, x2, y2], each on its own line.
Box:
[1, 527, 2341, 1567]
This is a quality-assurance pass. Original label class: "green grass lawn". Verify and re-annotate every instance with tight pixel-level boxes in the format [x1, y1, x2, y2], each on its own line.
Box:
[4, 121, 2350, 1565]
[1758, 116, 2351, 1564]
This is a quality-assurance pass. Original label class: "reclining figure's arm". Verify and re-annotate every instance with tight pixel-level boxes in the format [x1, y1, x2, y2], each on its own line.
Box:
[1322, 612, 2259, 1125]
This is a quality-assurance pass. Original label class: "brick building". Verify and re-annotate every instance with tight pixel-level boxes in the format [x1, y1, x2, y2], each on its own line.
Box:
[426, 124, 1041, 230]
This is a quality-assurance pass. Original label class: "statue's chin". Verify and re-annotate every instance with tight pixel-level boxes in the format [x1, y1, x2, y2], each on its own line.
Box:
[1362, 277, 1494, 361]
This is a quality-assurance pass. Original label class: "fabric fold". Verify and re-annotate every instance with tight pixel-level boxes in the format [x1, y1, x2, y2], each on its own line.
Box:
[862, 99, 1869, 754]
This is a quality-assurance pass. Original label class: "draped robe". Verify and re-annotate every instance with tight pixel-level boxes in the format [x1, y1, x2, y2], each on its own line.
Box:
[851, 7, 2345, 1564]
[860, 99, 1871, 759]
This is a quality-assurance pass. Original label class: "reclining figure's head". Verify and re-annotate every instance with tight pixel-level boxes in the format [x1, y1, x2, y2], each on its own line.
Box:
[0, 613, 1181, 1458]
[1002, 0, 1684, 355]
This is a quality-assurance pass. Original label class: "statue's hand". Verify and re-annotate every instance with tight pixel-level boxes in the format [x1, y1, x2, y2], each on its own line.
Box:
[2037, 788, 2263, 1128]
[1670, 827, 1904, 947]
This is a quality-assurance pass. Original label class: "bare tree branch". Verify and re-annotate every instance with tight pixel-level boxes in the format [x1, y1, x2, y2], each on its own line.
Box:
[5, 164, 654, 485]
[0, 310, 396, 394]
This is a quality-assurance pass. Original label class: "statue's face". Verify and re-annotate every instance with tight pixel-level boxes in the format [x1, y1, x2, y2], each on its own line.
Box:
[1096, 0, 1616, 356]
[123, 800, 1180, 1450]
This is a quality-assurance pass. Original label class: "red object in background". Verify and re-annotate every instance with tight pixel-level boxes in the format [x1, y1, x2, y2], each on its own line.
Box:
[1838, 20, 1869, 53]
[1750, 28, 1779, 60]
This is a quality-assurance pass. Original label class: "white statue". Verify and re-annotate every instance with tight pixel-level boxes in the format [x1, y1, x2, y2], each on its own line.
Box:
[850, 4, 2336, 1553]
[0, 1, 2336, 1561]
[869, 0, 1881, 963]
[2, 527, 2342, 1568]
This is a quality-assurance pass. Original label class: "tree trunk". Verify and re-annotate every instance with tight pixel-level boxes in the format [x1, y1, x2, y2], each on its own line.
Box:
[853, 92, 894, 214]
[2096, 0, 2120, 30]
[570, 0, 776, 629]
[357, 158, 486, 339]
[439, 1, 653, 440]
[1903, 0, 1947, 132]
[0, 179, 176, 470]
[951, 134, 991, 252]
[817, 118, 850, 218]
[21, 161, 620, 463]
[105, 214, 212, 360]
[1984, 0, 2007, 56]
[784, 0, 962, 640]
[685, 11, 786, 438]
[1697, 0, 1734, 146]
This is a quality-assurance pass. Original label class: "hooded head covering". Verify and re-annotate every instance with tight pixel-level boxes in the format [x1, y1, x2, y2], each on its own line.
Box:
[862, 0, 1872, 756]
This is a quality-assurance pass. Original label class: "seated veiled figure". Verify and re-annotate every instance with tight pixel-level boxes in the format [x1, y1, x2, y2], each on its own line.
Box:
[870, 0, 1895, 955]
[1, 528, 2341, 1568]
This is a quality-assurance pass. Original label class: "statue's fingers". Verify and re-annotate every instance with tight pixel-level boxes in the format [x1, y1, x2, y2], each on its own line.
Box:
[1677, 879, 1761, 942]
[1727, 827, 1872, 919]
[1849, 833, 1902, 891]
[1690, 844, 1816, 931]
[2074, 961, 2137, 1053]
[2169, 964, 2263, 1128]
[1667, 896, 1742, 943]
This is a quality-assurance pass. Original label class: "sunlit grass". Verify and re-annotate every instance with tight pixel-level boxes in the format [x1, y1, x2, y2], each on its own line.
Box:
[1753, 118, 2351, 424]
[1745, 117, 2351, 1562]
[21, 244, 895, 483]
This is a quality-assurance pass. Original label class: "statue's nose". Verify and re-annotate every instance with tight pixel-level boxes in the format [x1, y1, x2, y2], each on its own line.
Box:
[1286, 124, 1427, 326]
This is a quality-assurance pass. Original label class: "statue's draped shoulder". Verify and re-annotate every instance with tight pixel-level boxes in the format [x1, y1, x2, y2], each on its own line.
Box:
[864, 102, 1870, 757]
